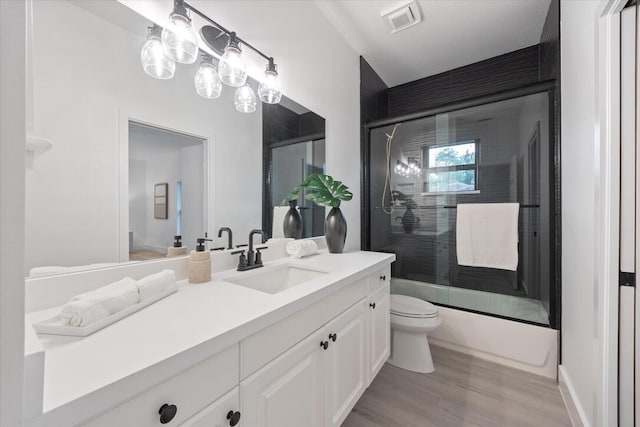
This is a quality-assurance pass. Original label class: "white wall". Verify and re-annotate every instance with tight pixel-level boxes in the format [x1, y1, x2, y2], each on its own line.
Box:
[27, 0, 262, 272]
[0, 1, 26, 425]
[560, 1, 603, 425]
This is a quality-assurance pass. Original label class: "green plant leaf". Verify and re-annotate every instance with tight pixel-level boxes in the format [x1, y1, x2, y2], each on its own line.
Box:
[295, 173, 352, 208]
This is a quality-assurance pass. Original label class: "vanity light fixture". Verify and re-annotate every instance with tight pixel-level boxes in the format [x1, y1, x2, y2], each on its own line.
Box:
[234, 84, 258, 113]
[141, 0, 281, 112]
[218, 32, 248, 87]
[194, 54, 222, 99]
[161, 0, 198, 64]
[140, 24, 176, 80]
[258, 58, 282, 104]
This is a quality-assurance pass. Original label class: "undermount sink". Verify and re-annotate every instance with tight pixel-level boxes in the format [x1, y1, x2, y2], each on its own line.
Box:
[226, 264, 329, 294]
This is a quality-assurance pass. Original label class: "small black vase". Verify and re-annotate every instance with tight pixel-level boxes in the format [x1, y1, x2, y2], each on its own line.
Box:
[325, 207, 347, 253]
[283, 200, 303, 239]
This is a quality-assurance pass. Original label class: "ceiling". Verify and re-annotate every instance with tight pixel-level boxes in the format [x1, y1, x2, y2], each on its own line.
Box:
[315, 0, 551, 87]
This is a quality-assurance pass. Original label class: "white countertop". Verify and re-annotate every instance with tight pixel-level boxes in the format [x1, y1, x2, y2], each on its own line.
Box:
[25, 250, 394, 426]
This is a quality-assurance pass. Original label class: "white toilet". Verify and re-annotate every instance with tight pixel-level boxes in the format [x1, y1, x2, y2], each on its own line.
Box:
[389, 294, 441, 373]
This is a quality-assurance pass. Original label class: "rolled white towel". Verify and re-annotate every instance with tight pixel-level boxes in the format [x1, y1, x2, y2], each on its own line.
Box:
[286, 240, 318, 258]
[61, 277, 139, 327]
[136, 269, 177, 301]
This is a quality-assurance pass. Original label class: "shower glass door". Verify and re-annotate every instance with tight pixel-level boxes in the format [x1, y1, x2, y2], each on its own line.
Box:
[368, 91, 553, 326]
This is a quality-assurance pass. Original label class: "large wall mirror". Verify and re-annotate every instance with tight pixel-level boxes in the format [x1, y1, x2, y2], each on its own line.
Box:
[26, 0, 325, 277]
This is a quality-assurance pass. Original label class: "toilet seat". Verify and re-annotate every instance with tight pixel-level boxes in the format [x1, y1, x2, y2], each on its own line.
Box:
[391, 294, 438, 318]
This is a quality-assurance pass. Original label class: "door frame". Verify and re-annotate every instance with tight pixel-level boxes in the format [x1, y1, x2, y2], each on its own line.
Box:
[595, 0, 625, 425]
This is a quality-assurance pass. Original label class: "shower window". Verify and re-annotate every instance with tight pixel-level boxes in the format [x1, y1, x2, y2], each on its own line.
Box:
[424, 140, 478, 193]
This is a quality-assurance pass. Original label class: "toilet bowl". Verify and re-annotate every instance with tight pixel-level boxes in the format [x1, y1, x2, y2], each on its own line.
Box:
[389, 294, 440, 373]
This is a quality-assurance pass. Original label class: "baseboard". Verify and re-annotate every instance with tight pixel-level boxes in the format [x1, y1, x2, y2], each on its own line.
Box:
[558, 365, 590, 427]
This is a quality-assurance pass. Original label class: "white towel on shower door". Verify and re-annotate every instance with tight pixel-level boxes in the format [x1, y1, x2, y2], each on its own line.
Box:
[456, 203, 519, 271]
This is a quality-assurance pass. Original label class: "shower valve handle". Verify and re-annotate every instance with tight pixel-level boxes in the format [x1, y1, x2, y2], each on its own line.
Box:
[369, 303, 376, 309]
[380, 275, 386, 281]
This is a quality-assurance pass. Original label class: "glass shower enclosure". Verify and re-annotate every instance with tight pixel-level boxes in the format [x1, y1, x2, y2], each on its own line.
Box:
[365, 88, 557, 327]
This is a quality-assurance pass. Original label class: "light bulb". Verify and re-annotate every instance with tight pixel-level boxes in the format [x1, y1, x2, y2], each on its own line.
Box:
[141, 25, 175, 79]
[194, 55, 222, 99]
[218, 33, 247, 87]
[161, 1, 198, 64]
[258, 58, 282, 104]
[234, 84, 257, 113]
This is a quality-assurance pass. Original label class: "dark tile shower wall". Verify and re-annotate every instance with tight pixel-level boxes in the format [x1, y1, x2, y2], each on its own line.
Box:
[387, 45, 541, 117]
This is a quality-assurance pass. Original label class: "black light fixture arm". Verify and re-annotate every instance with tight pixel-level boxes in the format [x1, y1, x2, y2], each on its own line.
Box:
[182, 0, 272, 62]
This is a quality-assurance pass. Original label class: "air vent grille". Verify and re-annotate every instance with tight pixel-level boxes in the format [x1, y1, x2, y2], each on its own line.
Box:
[381, 1, 422, 34]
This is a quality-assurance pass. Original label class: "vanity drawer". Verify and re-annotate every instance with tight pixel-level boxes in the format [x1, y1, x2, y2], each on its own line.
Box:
[81, 344, 239, 427]
[368, 265, 391, 295]
[180, 387, 240, 427]
[240, 277, 367, 379]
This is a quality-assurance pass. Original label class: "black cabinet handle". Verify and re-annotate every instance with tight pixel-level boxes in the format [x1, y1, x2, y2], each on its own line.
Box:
[158, 403, 177, 424]
[320, 340, 329, 350]
[380, 275, 386, 281]
[227, 410, 241, 426]
[329, 333, 337, 342]
[370, 303, 376, 309]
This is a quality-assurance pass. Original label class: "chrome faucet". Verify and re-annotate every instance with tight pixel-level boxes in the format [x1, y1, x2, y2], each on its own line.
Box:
[230, 229, 267, 271]
[217, 227, 233, 250]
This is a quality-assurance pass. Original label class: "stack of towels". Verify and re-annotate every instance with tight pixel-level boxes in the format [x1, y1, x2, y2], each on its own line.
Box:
[60, 269, 177, 327]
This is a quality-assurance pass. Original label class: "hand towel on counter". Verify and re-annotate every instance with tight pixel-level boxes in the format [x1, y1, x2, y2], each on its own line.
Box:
[272, 206, 290, 238]
[286, 240, 318, 258]
[61, 277, 139, 327]
[136, 269, 177, 301]
[456, 203, 519, 271]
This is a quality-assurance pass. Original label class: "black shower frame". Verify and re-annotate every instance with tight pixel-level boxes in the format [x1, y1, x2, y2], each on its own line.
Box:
[361, 81, 560, 330]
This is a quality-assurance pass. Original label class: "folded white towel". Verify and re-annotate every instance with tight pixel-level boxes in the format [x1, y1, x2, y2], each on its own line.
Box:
[136, 269, 177, 301]
[286, 240, 318, 258]
[61, 277, 139, 327]
[272, 206, 291, 238]
[456, 203, 519, 271]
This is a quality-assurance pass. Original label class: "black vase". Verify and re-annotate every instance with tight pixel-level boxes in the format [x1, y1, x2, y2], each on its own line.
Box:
[283, 200, 302, 239]
[325, 207, 347, 253]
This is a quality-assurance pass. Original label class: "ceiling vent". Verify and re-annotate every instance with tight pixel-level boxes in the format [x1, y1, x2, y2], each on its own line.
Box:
[381, 1, 422, 34]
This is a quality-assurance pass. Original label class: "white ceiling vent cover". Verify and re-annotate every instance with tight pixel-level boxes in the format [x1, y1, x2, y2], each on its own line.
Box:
[381, 1, 422, 34]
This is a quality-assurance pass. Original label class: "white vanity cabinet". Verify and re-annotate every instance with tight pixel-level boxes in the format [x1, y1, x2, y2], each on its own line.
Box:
[180, 387, 240, 427]
[239, 270, 387, 427]
[70, 259, 392, 427]
[80, 345, 239, 427]
[324, 300, 368, 427]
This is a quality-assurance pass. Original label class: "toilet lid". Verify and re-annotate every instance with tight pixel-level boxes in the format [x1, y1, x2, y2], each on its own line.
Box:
[390, 294, 438, 318]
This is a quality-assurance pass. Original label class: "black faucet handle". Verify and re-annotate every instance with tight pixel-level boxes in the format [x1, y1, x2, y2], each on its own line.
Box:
[235, 244, 248, 248]
[230, 249, 245, 255]
[255, 246, 268, 265]
[230, 250, 247, 269]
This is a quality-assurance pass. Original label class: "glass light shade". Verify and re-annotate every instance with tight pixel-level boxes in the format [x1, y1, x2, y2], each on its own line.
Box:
[218, 46, 247, 87]
[161, 13, 198, 64]
[140, 34, 175, 79]
[234, 85, 257, 113]
[258, 70, 282, 104]
[194, 62, 222, 99]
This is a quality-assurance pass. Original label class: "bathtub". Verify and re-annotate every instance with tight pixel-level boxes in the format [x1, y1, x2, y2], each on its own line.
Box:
[391, 278, 558, 379]
[391, 278, 549, 324]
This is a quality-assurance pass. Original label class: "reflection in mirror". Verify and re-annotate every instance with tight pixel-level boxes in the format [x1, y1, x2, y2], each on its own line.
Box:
[262, 101, 326, 239]
[128, 122, 206, 261]
[25, 0, 325, 278]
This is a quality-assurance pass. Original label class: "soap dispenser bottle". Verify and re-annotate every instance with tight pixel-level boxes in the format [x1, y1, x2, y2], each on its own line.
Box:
[188, 237, 212, 283]
[167, 235, 188, 257]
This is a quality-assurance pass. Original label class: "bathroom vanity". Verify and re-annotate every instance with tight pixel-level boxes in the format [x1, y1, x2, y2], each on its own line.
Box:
[24, 248, 394, 427]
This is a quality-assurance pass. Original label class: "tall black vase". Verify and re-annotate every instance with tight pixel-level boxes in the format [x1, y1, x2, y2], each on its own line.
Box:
[283, 200, 302, 239]
[325, 207, 347, 253]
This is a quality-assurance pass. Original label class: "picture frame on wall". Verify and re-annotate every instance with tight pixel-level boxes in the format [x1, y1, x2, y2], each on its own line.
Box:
[154, 183, 168, 220]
